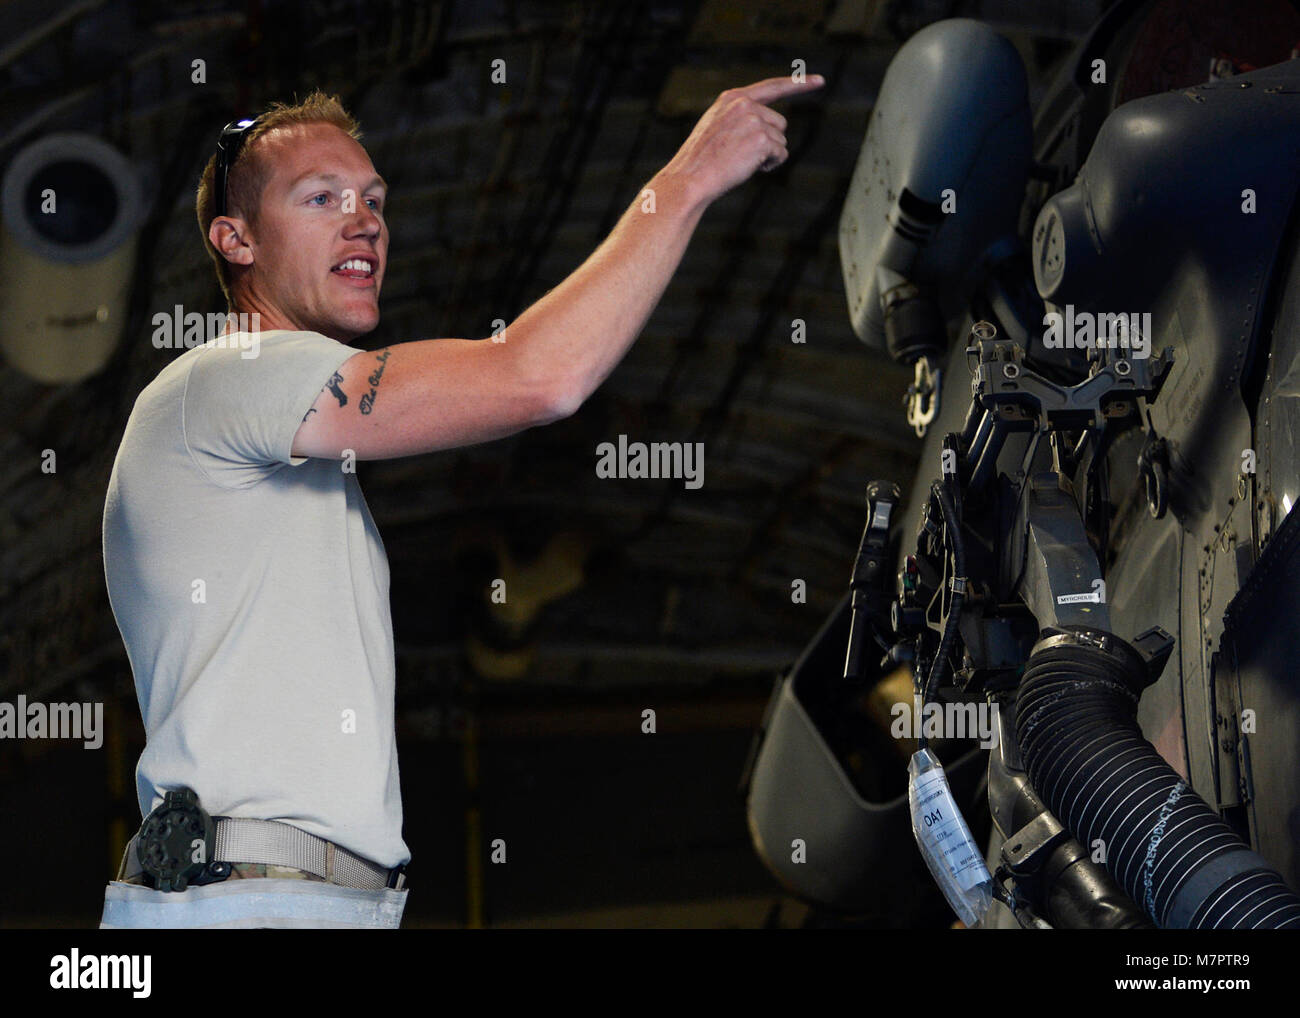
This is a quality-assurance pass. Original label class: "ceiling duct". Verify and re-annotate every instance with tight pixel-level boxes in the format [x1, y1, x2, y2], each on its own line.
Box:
[0, 132, 144, 383]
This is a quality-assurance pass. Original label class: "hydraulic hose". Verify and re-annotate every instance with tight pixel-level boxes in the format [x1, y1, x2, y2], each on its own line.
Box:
[918, 480, 965, 752]
[924, 481, 966, 702]
[1015, 626, 1300, 928]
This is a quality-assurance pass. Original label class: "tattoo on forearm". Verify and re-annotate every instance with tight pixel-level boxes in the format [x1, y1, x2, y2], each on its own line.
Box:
[359, 348, 391, 416]
[302, 406, 317, 422]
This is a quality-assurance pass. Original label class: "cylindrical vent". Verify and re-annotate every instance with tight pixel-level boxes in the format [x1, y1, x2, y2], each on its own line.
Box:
[1, 133, 144, 383]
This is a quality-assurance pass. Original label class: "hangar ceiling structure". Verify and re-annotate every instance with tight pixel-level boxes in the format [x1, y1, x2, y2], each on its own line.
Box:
[0, 1, 1105, 721]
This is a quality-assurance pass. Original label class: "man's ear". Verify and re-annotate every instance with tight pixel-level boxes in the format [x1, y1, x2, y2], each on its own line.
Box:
[209, 216, 254, 268]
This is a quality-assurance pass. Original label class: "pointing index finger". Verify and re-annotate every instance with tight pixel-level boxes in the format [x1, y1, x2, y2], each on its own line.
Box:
[734, 74, 825, 105]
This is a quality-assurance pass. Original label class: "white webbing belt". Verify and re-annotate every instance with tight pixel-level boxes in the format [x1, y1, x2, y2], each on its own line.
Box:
[120, 817, 401, 890]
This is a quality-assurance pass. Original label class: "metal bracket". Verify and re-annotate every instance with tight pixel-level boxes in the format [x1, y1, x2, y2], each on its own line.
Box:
[1000, 811, 1070, 876]
[905, 355, 942, 437]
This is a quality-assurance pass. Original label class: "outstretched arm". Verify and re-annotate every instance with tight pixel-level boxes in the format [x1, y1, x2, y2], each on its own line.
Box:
[292, 74, 825, 461]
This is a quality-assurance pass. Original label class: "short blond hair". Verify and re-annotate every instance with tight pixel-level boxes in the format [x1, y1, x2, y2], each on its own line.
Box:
[196, 90, 362, 309]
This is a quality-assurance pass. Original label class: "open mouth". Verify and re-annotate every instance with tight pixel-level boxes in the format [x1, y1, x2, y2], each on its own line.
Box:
[331, 257, 377, 280]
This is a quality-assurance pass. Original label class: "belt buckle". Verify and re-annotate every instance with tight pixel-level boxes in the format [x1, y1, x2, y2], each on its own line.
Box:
[387, 864, 407, 890]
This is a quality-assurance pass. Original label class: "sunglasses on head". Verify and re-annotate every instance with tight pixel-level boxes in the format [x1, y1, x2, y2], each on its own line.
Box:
[213, 116, 261, 219]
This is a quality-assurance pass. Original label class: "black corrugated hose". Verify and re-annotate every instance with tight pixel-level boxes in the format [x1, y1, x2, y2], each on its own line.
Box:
[1015, 626, 1300, 929]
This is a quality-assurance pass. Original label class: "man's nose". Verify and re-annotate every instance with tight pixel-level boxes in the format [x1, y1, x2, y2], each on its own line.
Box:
[343, 202, 382, 238]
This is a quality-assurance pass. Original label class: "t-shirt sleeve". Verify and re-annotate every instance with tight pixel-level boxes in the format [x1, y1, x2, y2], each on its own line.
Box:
[182, 331, 356, 487]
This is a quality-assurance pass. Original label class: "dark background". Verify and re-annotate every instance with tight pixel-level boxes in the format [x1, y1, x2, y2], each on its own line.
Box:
[0, 0, 1126, 927]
